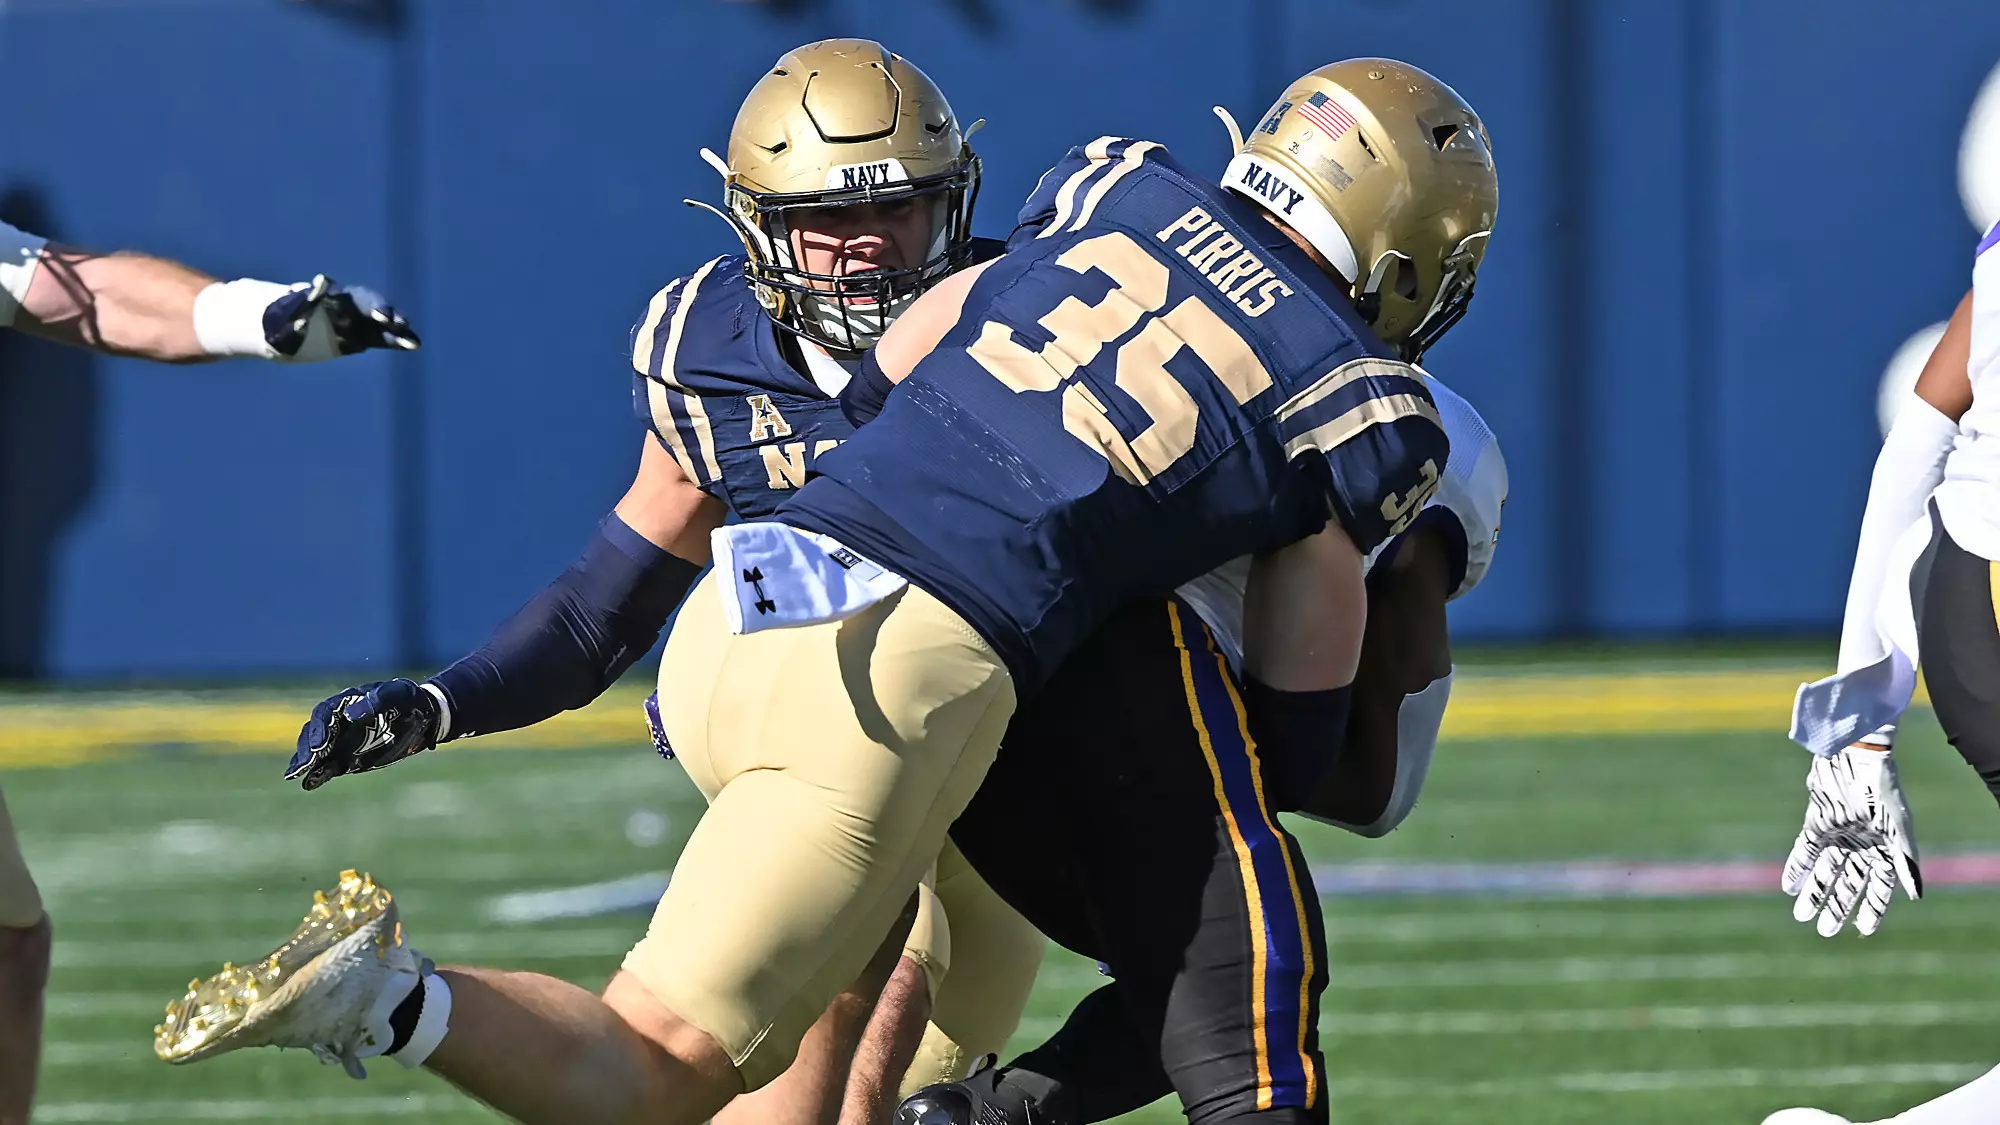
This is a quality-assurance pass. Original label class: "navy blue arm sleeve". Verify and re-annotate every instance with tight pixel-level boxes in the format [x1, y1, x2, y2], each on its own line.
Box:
[839, 347, 895, 427]
[426, 514, 702, 741]
[1242, 678, 1354, 812]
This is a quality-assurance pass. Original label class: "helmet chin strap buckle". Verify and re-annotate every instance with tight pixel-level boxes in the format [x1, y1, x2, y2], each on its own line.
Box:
[1401, 230, 1489, 362]
[1357, 250, 1412, 322]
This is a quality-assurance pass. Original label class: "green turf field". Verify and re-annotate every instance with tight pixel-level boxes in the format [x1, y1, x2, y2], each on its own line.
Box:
[7, 648, 1999, 1123]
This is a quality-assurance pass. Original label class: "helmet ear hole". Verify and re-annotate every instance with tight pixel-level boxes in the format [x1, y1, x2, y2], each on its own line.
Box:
[1430, 123, 1461, 150]
[1394, 260, 1420, 301]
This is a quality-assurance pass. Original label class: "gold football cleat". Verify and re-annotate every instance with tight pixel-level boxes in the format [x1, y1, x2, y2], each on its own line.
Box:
[154, 869, 421, 1077]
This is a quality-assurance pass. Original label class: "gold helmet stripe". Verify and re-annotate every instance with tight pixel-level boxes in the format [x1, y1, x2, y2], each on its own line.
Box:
[1038, 135, 1119, 240]
[1221, 151, 1358, 283]
[1065, 141, 1162, 235]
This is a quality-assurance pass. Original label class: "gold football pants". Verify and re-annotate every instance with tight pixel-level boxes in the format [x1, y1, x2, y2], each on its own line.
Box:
[900, 842, 1049, 1097]
[0, 783, 43, 928]
[626, 571, 1015, 1088]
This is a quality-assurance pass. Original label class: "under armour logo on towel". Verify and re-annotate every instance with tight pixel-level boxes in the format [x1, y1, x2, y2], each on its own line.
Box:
[708, 521, 908, 636]
[743, 567, 777, 615]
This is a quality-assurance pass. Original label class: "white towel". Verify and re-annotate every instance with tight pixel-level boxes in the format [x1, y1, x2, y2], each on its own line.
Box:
[709, 522, 909, 635]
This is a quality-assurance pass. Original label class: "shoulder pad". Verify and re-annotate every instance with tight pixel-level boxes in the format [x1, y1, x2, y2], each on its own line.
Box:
[1423, 374, 1507, 599]
[1012, 137, 1167, 239]
[630, 255, 819, 402]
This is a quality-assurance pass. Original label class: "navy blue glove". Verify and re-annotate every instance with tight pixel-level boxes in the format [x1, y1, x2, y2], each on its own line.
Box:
[286, 678, 443, 791]
[264, 274, 421, 361]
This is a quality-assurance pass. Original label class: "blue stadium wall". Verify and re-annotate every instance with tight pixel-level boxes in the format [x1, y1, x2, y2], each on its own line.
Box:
[0, 0, 1994, 677]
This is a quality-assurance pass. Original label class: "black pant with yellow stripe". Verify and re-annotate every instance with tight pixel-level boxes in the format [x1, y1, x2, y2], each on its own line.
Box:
[952, 597, 1329, 1125]
[1914, 503, 2000, 805]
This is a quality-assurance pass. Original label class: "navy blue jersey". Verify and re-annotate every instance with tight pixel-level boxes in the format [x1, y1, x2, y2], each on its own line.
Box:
[630, 241, 1008, 521]
[779, 138, 1449, 688]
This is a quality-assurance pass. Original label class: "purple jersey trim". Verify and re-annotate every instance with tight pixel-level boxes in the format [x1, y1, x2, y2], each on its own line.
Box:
[1979, 219, 2000, 258]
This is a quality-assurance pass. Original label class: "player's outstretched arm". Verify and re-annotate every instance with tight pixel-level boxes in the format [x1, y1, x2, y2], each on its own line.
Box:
[1298, 517, 1455, 833]
[286, 436, 722, 790]
[1240, 522, 1368, 807]
[4, 229, 417, 362]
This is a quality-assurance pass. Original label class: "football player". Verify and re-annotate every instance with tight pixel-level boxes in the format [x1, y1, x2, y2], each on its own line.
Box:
[887, 64, 1501, 1125]
[155, 40, 1040, 1125]
[154, 56, 1492, 1125]
[908, 375, 1504, 1125]
[1763, 225, 2000, 1123]
[0, 234, 416, 1125]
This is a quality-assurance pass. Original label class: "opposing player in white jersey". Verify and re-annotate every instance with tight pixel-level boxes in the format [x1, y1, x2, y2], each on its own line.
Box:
[1765, 223, 2000, 1123]
[0, 221, 418, 1125]
[1179, 374, 1503, 836]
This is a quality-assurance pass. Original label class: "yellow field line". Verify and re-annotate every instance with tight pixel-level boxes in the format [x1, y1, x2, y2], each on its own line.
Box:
[0, 688, 659, 770]
[0, 668, 1923, 771]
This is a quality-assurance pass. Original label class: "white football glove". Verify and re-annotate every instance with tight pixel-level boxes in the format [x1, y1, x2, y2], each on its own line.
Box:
[1781, 746, 1923, 937]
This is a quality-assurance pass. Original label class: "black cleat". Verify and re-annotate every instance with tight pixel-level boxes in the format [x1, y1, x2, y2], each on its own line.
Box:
[895, 1080, 1031, 1125]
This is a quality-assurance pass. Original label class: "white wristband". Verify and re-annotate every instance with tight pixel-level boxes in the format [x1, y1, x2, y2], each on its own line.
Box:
[0, 221, 46, 327]
[420, 682, 453, 742]
[192, 278, 293, 358]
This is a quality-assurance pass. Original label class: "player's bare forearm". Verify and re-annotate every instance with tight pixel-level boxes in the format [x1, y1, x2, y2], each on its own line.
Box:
[870, 258, 995, 383]
[1242, 522, 1367, 692]
[838, 956, 932, 1125]
[1301, 524, 1454, 825]
[15, 245, 214, 361]
[1915, 288, 1975, 422]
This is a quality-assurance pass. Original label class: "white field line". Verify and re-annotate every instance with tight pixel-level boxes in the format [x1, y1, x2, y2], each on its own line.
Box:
[32, 1095, 479, 1121]
[41, 1042, 144, 1065]
[1323, 951, 1993, 990]
[1324, 1000, 2000, 1036]
[59, 949, 1999, 1023]
[1321, 902, 2000, 945]
[1034, 950, 1996, 992]
[45, 991, 175, 1017]
[1009, 999, 2000, 1044]
[64, 1000, 2000, 1064]
[53, 926, 641, 971]
[1332, 1062, 1995, 1099]
[484, 871, 670, 924]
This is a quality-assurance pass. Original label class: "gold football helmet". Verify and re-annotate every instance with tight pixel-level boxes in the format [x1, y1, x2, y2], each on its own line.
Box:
[1219, 58, 1498, 362]
[690, 39, 981, 352]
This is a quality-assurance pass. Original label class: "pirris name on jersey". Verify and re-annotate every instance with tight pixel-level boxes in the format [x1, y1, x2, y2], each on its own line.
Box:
[1157, 204, 1296, 317]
